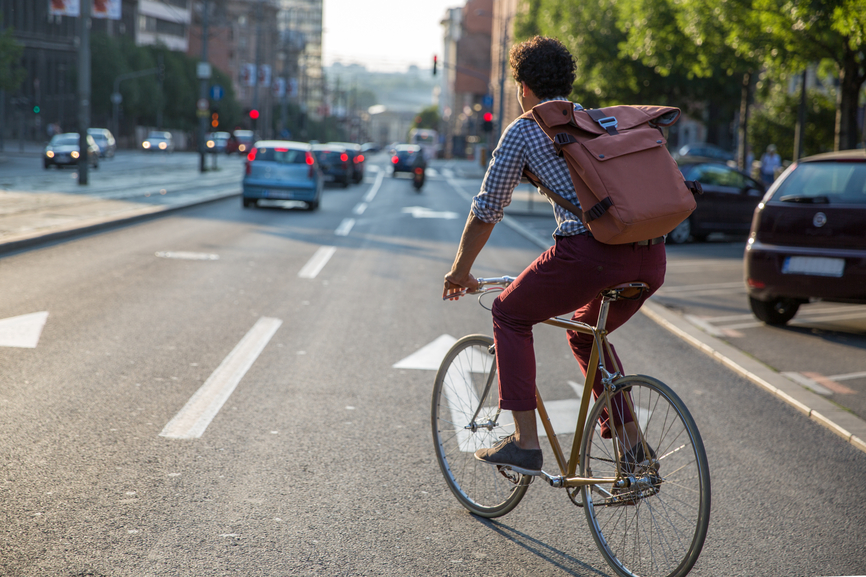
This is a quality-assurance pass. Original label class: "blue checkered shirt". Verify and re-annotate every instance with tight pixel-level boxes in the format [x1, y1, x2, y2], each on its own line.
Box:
[472, 98, 588, 237]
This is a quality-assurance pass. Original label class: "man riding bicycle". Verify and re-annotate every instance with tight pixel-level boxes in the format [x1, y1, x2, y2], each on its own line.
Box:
[442, 36, 666, 476]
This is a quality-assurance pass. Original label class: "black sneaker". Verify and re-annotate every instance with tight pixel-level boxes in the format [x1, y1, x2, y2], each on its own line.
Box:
[474, 434, 543, 475]
[620, 442, 657, 475]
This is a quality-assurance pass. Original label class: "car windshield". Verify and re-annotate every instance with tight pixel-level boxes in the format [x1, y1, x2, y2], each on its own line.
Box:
[147, 133, 168, 140]
[254, 147, 308, 164]
[50, 134, 79, 146]
[315, 151, 344, 161]
[772, 161, 866, 205]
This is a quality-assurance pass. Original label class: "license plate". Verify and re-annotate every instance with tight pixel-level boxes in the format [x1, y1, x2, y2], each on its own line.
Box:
[782, 256, 845, 277]
[262, 190, 293, 200]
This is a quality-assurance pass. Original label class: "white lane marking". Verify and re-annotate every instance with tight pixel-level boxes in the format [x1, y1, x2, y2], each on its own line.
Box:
[298, 246, 336, 279]
[155, 251, 219, 261]
[655, 281, 744, 294]
[402, 206, 460, 219]
[684, 314, 726, 338]
[393, 335, 457, 370]
[160, 317, 282, 440]
[0, 311, 49, 349]
[782, 372, 834, 396]
[363, 168, 385, 203]
[335, 218, 355, 236]
[829, 370, 866, 382]
[353, 202, 367, 215]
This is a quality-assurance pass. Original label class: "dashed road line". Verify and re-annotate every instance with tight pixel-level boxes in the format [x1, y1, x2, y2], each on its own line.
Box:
[298, 246, 336, 279]
[160, 317, 282, 440]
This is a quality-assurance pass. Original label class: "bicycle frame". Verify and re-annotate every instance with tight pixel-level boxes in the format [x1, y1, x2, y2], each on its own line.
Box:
[464, 277, 652, 490]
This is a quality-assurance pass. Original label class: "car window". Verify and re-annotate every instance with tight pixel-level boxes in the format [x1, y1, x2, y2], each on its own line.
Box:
[772, 162, 866, 204]
[255, 147, 308, 164]
[51, 134, 79, 146]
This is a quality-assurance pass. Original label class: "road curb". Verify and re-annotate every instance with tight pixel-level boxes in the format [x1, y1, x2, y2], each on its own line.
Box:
[641, 300, 866, 454]
[0, 190, 239, 256]
[447, 177, 866, 455]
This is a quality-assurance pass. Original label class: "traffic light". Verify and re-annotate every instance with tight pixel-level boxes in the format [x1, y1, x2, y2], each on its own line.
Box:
[33, 105, 40, 114]
[249, 109, 259, 120]
[483, 112, 493, 132]
[433, 55, 437, 76]
[211, 111, 219, 128]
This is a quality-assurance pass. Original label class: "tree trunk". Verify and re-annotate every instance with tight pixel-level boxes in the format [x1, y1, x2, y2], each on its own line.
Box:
[737, 71, 751, 171]
[835, 47, 864, 151]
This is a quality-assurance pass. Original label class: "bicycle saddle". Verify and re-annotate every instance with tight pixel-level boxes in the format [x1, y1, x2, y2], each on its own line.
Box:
[599, 282, 650, 301]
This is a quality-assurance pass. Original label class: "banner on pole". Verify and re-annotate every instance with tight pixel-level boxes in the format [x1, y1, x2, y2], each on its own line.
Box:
[49, 0, 80, 16]
[92, 0, 121, 20]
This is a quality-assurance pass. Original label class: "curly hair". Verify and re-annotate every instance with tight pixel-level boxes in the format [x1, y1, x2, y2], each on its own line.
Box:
[509, 36, 576, 100]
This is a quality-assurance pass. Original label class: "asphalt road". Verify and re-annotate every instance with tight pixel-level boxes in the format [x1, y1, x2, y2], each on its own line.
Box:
[0, 155, 864, 576]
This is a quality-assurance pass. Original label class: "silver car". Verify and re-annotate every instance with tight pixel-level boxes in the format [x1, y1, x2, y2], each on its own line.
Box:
[87, 128, 116, 158]
[242, 140, 323, 210]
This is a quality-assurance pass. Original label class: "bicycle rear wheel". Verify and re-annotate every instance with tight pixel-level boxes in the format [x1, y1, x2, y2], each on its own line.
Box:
[431, 335, 529, 518]
[580, 375, 710, 577]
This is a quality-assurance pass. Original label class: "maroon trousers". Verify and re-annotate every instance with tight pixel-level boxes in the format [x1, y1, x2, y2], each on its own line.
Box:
[491, 233, 666, 436]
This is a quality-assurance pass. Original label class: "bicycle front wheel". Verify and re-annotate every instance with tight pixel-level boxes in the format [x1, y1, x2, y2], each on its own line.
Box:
[580, 375, 711, 577]
[431, 335, 529, 518]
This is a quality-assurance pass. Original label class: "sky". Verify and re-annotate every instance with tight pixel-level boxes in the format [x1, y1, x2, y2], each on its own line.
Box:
[322, 0, 461, 72]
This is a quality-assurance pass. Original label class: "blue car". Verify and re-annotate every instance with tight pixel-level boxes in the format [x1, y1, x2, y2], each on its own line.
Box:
[242, 140, 323, 210]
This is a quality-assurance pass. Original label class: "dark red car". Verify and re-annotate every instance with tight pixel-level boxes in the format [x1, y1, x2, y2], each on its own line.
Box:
[744, 149, 866, 324]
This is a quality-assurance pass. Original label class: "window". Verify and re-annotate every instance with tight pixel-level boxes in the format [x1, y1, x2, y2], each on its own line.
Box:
[773, 162, 866, 204]
[255, 148, 308, 164]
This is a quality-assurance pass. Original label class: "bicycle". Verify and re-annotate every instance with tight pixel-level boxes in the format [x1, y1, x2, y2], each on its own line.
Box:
[432, 277, 711, 577]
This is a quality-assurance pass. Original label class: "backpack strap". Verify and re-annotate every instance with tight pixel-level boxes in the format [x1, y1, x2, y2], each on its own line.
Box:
[585, 109, 620, 136]
[522, 168, 585, 222]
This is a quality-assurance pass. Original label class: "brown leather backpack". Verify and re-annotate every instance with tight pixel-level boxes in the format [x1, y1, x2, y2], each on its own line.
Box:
[521, 101, 701, 244]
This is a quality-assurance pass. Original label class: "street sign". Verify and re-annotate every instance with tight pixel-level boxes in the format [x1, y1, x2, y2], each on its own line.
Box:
[196, 62, 212, 80]
[209, 85, 224, 101]
[483, 94, 494, 108]
[196, 98, 209, 111]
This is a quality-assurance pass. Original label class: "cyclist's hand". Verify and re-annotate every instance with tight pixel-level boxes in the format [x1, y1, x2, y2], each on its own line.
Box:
[443, 272, 478, 301]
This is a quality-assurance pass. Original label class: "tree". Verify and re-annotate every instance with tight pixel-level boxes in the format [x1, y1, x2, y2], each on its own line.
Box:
[0, 14, 25, 93]
[411, 105, 440, 130]
[731, 0, 866, 150]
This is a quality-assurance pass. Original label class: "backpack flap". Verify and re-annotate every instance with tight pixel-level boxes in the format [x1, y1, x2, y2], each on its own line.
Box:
[571, 105, 682, 135]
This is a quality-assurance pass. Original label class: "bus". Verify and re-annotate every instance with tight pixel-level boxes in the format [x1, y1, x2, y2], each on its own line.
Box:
[409, 128, 439, 161]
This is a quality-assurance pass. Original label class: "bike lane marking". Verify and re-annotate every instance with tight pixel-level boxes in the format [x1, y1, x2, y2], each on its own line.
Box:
[160, 316, 282, 440]
[0, 311, 49, 348]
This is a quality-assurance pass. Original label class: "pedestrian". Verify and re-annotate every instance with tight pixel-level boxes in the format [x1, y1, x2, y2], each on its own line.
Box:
[442, 36, 666, 475]
[760, 144, 781, 184]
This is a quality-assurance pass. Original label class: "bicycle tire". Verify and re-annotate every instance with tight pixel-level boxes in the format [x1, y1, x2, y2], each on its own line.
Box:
[431, 335, 530, 518]
[580, 375, 711, 577]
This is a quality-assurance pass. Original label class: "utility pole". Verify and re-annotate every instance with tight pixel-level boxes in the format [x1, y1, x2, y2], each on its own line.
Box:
[77, 0, 91, 185]
[793, 69, 807, 161]
[496, 14, 512, 141]
[252, 0, 263, 137]
[198, 0, 210, 173]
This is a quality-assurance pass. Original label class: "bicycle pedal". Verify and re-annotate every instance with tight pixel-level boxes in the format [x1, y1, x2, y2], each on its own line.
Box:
[495, 465, 522, 484]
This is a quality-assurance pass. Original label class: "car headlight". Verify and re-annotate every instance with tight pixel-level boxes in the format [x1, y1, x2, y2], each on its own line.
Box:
[239, 144, 246, 152]
[159, 142, 167, 150]
[71, 151, 79, 159]
[46, 150, 54, 158]
[207, 140, 214, 148]
[143, 142, 151, 149]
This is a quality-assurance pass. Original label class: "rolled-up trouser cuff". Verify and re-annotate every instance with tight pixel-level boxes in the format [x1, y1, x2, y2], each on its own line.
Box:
[499, 397, 537, 412]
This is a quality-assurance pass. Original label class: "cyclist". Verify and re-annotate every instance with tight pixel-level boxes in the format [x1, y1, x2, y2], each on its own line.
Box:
[442, 36, 666, 475]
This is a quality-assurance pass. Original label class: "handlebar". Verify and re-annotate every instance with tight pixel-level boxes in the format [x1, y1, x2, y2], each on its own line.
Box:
[443, 276, 516, 301]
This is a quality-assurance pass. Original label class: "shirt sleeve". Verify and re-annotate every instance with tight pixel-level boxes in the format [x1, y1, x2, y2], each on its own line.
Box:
[471, 120, 528, 224]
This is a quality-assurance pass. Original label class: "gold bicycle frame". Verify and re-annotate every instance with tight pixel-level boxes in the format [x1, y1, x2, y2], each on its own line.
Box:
[531, 285, 650, 489]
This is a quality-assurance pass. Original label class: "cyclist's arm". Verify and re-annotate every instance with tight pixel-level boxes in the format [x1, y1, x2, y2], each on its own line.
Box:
[443, 212, 494, 300]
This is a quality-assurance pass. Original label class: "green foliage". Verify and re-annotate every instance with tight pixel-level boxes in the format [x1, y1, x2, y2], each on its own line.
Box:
[0, 14, 25, 93]
[412, 105, 440, 130]
[89, 33, 241, 135]
[749, 83, 836, 160]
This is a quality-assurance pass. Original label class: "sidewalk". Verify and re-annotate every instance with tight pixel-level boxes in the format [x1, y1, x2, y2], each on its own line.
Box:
[0, 152, 241, 254]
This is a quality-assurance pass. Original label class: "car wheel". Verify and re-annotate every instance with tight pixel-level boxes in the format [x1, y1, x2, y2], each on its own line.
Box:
[242, 197, 255, 208]
[668, 217, 692, 244]
[307, 199, 320, 211]
[749, 296, 800, 325]
[44, 161, 51, 169]
[341, 177, 349, 188]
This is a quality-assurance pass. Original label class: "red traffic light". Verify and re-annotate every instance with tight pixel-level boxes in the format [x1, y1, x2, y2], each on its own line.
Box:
[483, 112, 493, 122]
[249, 109, 259, 120]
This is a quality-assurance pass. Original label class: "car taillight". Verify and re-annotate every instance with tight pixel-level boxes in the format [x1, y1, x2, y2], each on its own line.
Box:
[355, 155, 364, 163]
[746, 278, 765, 289]
[341, 153, 348, 162]
[391, 156, 398, 164]
[247, 148, 257, 162]
[306, 151, 315, 177]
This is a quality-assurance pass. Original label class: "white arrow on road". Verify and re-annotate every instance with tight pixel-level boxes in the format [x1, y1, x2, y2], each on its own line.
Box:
[402, 207, 460, 219]
[394, 335, 589, 439]
[0, 311, 49, 348]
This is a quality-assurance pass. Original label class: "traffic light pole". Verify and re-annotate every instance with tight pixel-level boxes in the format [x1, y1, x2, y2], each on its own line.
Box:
[77, 0, 90, 185]
[198, 0, 210, 173]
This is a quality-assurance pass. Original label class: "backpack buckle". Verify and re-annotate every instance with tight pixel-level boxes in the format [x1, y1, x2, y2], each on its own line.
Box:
[597, 116, 618, 130]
